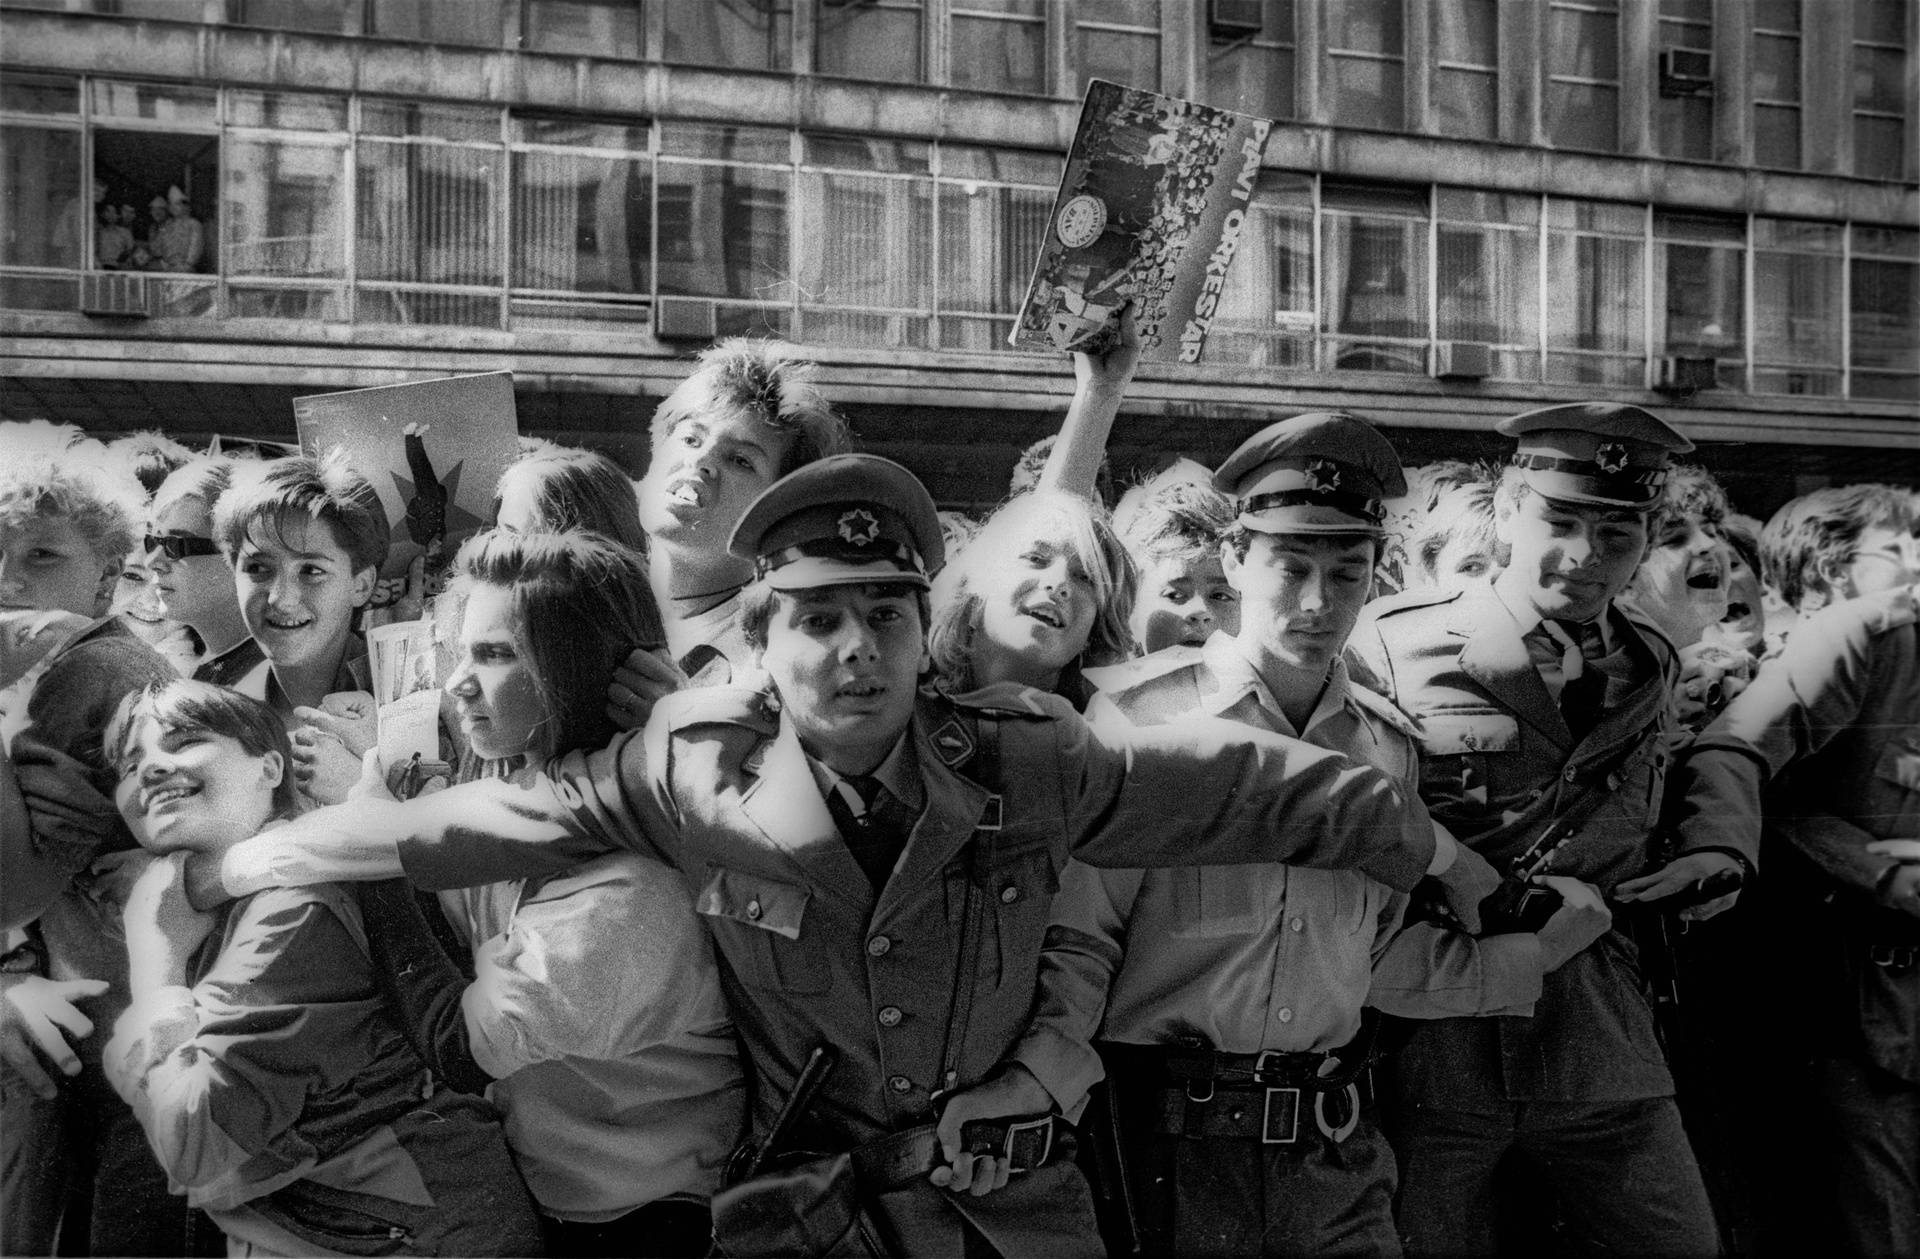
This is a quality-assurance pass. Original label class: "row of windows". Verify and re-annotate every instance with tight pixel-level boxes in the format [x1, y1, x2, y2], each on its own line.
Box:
[2, 80, 1915, 400]
[6, 0, 1914, 180]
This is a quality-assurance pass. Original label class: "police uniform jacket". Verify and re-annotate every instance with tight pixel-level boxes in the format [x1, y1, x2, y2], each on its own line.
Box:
[1673, 586, 1920, 1083]
[1349, 581, 1743, 1104]
[308, 681, 1436, 1256]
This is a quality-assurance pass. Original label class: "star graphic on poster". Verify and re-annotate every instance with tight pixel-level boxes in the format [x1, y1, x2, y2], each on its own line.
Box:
[392, 459, 485, 545]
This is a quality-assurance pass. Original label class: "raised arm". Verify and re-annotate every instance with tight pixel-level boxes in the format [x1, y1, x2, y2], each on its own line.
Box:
[1036, 308, 1143, 500]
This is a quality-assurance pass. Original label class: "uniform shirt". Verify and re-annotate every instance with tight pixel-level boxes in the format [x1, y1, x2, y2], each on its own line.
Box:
[1016, 636, 1541, 1116]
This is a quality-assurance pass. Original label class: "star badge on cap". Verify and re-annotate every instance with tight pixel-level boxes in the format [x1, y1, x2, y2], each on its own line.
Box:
[1594, 442, 1630, 474]
[838, 509, 880, 546]
[1304, 459, 1342, 493]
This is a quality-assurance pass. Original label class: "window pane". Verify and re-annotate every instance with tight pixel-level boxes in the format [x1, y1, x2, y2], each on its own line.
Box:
[1328, 0, 1403, 53]
[0, 71, 79, 116]
[1855, 44, 1906, 111]
[371, 0, 504, 45]
[1323, 206, 1428, 371]
[1207, 200, 1315, 368]
[511, 150, 649, 294]
[1547, 82, 1617, 151]
[1660, 242, 1744, 383]
[1080, 0, 1157, 21]
[1435, 69, 1496, 138]
[940, 144, 1057, 184]
[1438, 225, 1538, 350]
[1755, 0, 1800, 30]
[225, 138, 346, 278]
[1434, 0, 1495, 63]
[804, 134, 930, 174]
[1753, 33, 1799, 98]
[656, 163, 789, 300]
[360, 100, 500, 142]
[524, 0, 645, 60]
[90, 80, 219, 125]
[2, 125, 82, 268]
[951, 14, 1046, 94]
[1856, 0, 1908, 42]
[1754, 104, 1801, 167]
[1546, 233, 1643, 354]
[231, 0, 345, 33]
[662, 0, 791, 70]
[1551, 11, 1618, 80]
[1658, 94, 1711, 161]
[514, 118, 649, 150]
[1854, 115, 1908, 179]
[659, 122, 789, 164]
[818, 2, 924, 84]
[939, 181, 1049, 313]
[1209, 43, 1294, 119]
[228, 90, 348, 131]
[1328, 55, 1404, 129]
[1851, 256, 1919, 397]
[799, 171, 932, 345]
[1080, 28, 1160, 92]
[355, 141, 503, 285]
[1753, 251, 1841, 368]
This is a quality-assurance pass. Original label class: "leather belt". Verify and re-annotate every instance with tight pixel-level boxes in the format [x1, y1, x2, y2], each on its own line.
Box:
[1148, 1074, 1373, 1147]
[852, 1116, 1063, 1191]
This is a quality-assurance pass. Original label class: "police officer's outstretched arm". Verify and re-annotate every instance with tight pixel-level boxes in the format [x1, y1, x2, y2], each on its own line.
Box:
[211, 733, 654, 899]
[1061, 708, 1441, 892]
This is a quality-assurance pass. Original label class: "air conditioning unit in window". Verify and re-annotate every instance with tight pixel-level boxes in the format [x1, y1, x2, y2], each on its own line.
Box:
[79, 272, 152, 319]
[1430, 341, 1492, 381]
[1656, 355, 1718, 393]
[1208, 0, 1265, 40]
[653, 297, 717, 343]
[1659, 48, 1714, 97]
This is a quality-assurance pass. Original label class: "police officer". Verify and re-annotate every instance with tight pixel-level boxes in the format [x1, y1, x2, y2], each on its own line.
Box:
[1349, 404, 1752, 1257]
[1004, 414, 1601, 1257]
[209, 454, 1470, 1257]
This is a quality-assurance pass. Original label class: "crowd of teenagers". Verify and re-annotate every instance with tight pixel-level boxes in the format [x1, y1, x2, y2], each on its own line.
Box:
[1, 330, 1916, 1259]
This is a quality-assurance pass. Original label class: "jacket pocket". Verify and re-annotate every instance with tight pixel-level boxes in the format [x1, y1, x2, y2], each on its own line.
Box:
[969, 840, 1059, 990]
[697, 864, 829, 995]
[254, 1181, 416, 1257]
[1415, 710, 1519, 814]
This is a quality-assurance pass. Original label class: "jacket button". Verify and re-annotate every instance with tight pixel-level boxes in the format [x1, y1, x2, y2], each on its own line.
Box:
[867, 935, 891, 957]
[1277, 1007, 1293, 1023]
[1000, 885, 1020, 904]
[746, 899, 763, 921]
[888, 1075, 912, 1094]
[878, 1006, 902, 1027]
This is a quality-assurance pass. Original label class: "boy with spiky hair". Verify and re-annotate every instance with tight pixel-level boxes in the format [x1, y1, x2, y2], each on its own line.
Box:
[1406, 480, 1502, 594]
[616, 338, 852, 708]
[1, 427, 184, 1257]
[1759, 482, 1918, 620]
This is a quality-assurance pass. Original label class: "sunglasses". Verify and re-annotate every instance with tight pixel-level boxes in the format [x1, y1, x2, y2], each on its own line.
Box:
[145, 533, 222, 561]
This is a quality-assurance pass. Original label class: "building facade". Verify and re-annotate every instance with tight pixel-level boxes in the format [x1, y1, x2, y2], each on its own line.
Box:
[2, 0, 1915, 511]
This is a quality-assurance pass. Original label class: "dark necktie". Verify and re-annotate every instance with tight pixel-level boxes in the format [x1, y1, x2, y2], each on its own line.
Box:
[825, 774, 910, 891]
[1544, 618, 1606, 734]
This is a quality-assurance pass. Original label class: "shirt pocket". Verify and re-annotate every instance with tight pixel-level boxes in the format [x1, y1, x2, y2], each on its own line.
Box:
[1415, 710, 1520, 814]
[696, 864, 828, 995]
[1168, 864, 1266, 939]
[963, 839, 1060, 992]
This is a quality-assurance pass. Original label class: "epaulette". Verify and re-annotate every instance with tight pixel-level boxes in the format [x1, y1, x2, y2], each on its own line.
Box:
[1364, 586, 1462, 618]
[1345, 679, 1422, 740]
[1082, 644, 1204, 695]
[660, 684, 780, 736]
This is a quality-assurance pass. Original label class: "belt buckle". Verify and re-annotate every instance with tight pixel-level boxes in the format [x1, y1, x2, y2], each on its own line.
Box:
[1261, 1087, 1301, 1144]
[999, 1116, 1054, 1173]
[1252, 1049, 1290, 1086]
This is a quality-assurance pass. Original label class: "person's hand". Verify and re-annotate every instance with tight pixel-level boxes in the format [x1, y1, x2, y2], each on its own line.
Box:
[290, 726, 363, 807]
[1, 973, 108, 1098]
[929, 1064, 1053, 1198]
[1071, 302, 1143, 397]
[1865, 843, 1920, 917]
[1674, 641, 1749, 728]
[1433, 840, 1498, 935]
[1533, 877, 1612, 972]
[607, 647, 688, 733]
[294, 691, 378, 758]
[1866, 839, 1920, 864]
[1614, 850, 1744, 922]
[123, 851, 215, 992]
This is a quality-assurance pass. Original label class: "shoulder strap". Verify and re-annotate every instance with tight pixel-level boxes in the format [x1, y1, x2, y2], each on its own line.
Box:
[936, 715, 1001, 1098]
